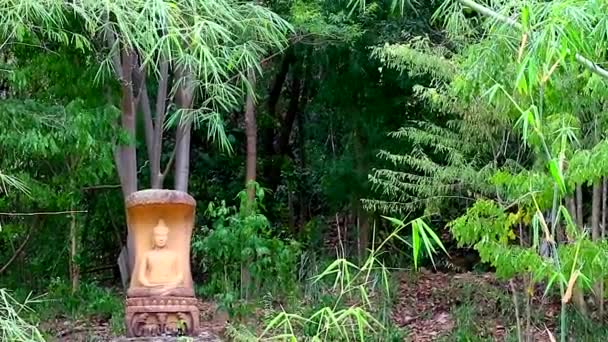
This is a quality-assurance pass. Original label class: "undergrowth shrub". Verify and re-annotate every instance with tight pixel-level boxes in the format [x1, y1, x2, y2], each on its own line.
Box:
[257, 216, 445, 341]
[193, 184, 300, 309]
[29, 278, 125, 334]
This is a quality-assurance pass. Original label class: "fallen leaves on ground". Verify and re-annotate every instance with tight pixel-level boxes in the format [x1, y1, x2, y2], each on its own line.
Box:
[391, 270, 561, 341]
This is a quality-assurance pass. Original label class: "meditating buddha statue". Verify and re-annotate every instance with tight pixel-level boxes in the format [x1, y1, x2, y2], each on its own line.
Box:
[124, 189, 200, 337]
[127, 219, 193, 297]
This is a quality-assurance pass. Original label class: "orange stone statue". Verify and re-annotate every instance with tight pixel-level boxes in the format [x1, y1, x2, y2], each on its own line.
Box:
[136, 219, 184, 295]
[124, 190, 200, 337]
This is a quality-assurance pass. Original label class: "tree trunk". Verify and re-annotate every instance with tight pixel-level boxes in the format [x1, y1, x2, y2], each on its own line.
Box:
[353, 126, 369, 262]
[277, 72, 302, 156]
[592, 180, 603, 317]
[245, 71, 257, 202]
[242, 71, 258, 299]
[268, 49, 293, 120]
[603, 178, 607, 239]
[70, 211, 80, 293]
[576, 184, 583, 229]
[174, 71, 194, 193]
[114, 49, 138, 278]
[116, 50, 138, 197]
[265, 66, 302, 193]
[357, 207, 370, 262]
[297, 104, 307, 227]
[151, 60, 170, 189]
[592, 180, 601, 240]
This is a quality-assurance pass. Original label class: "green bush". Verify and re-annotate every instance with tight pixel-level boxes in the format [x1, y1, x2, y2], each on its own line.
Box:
[193, 184, 300, 303]
[37, 279, 123, 324]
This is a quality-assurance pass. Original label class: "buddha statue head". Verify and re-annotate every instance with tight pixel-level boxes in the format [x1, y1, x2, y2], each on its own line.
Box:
[153, 219, 169, 249]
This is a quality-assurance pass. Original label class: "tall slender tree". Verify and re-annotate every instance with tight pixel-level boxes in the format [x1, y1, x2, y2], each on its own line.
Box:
[0, 0, 292, 279]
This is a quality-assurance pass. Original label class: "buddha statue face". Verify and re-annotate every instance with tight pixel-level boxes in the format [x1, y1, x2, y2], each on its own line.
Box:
[153, 219, 169, 248]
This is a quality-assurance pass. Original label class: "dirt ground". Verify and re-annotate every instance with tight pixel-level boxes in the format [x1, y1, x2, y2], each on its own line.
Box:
[392, 270, 561, 341]
[44, 271, 565, 341]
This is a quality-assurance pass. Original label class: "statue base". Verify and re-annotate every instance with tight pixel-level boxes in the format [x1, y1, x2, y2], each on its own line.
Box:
[125, 297, 200, 337]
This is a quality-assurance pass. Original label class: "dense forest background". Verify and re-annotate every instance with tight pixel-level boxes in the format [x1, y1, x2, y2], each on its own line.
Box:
[1, 0, 608, 341]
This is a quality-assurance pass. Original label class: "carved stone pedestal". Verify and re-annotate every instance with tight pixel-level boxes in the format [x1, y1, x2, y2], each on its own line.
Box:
[126, 297, 200, 337]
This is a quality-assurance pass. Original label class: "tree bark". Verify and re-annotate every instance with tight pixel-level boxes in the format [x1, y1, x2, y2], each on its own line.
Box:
[70, 211, 80, 293]
[114, 49, 138, 277]
[592, 180, 603, 317]
[265, 66, 303, 193]
[277, 72, 302, 156]
[603, 178, 607, 239]
[576, 184, 584, 229]
[116, 49, 138, 198]
[353, 126, 369, 262]
[174, 70, 194, 192]
[593, 180, 601, 240]
[268, 49, 294, 120]
[245, 71, 257, 201]
[151, 60, 170, 189]
[296, 104, 307, 227]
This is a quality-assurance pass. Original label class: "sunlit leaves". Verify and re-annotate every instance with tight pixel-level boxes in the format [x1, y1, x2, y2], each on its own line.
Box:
[382, 216, 447, 270]
[0, 0, 293, 151]
[0, 172, 29, 197]
[0, 289, 44, 342]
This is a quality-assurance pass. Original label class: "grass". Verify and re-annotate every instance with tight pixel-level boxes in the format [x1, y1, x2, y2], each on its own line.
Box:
[9, 279, 125, 339]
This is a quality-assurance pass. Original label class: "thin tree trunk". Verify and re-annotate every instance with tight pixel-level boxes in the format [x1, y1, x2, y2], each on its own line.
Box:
[265, 67, 302, 193]
[262, 49, 294, 156]
[603, 178, 607, 239]
[268, 49, 293, 120]
[114, 49, 138, 277]
[576, 184, 583, 229]
[241, 72, 257, 300]
[353, 127, 369, 262]
[151, 60, 170, 189]
[297, 106, 307, 227]
[357, 207, 370, 262]
[174, 70, 194, 192]
[116, 50, 138, 197]
[70, 211, 80, 293]
[592, 180, 603, 316]
[245, 71, 257, 201]
[592, 180, 601, 240]
[277, 72, 302, 155]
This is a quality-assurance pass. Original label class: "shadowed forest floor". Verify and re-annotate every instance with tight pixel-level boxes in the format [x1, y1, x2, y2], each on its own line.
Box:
[392, 271, 559, 341]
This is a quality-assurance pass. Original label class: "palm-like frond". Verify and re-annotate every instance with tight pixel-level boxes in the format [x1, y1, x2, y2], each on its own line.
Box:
[0, 171, 29, 196]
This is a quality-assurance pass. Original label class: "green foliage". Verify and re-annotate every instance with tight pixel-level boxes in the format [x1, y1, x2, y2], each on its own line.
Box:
[193, 184, 300, 301]
[383, 216, 447, 270]
[0, 0, 293, 150]
[260, 249, 388, 341]
[37, 279, 123, 322]
[259, 215, 440, 341]
[0, 289, 44, 342]
[0, 98, 118, 289]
